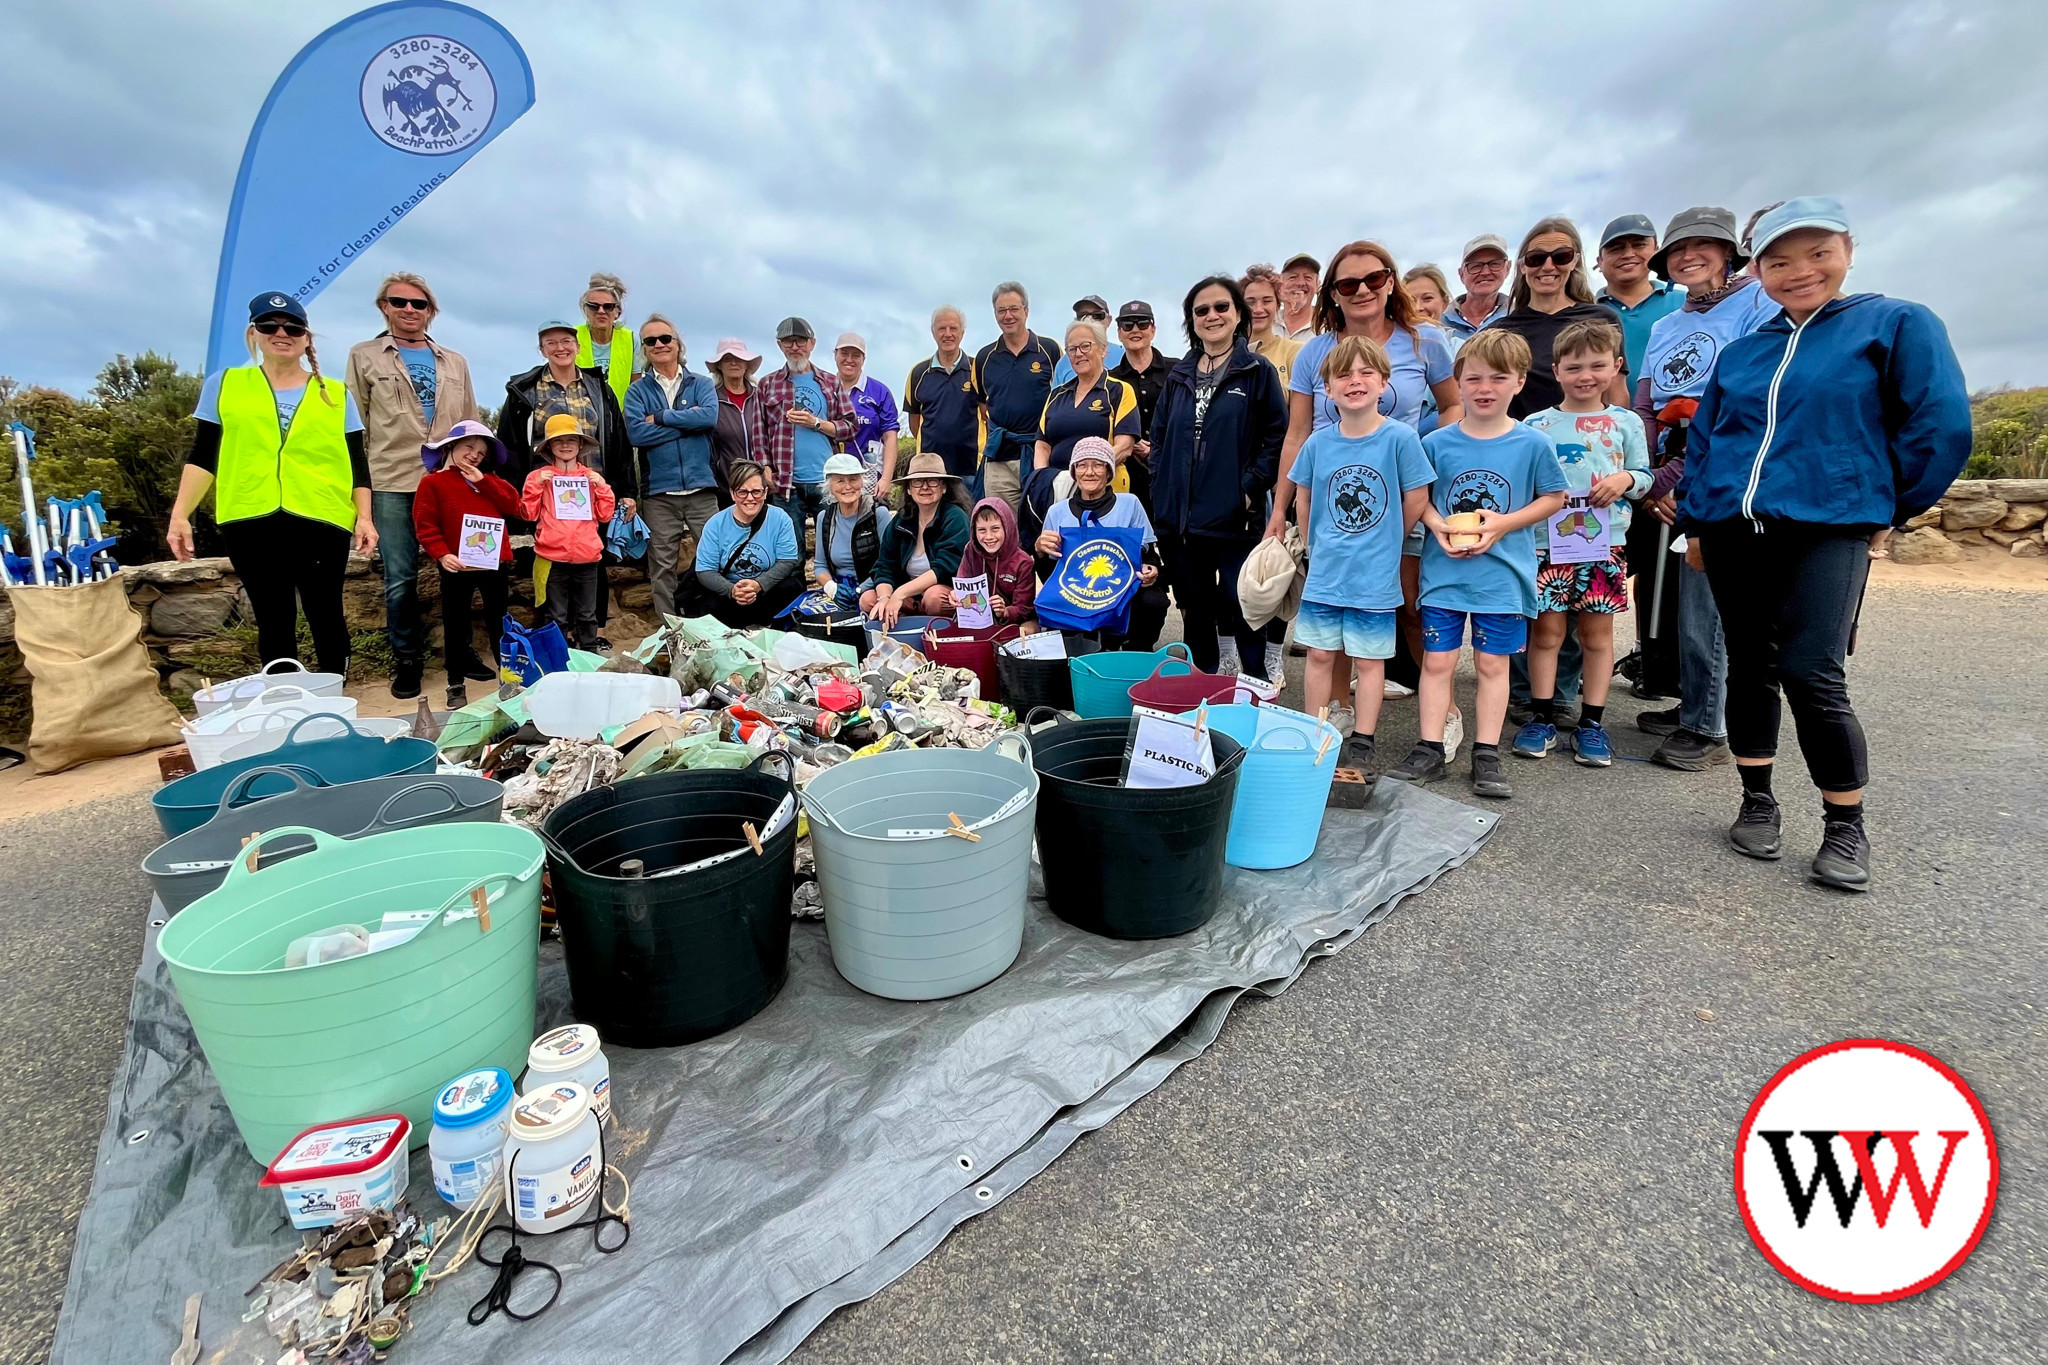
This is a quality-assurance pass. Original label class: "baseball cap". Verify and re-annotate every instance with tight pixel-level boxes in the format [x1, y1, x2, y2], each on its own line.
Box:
[1599, 214, 1657, 247]
[775, 317, 815, 341]
[1460, 234, 1511, 263]
[822, 452, 866, 478]
[536, 319, 578, 339]
[248, 291, 307, 323]
[1072, 295, 1110, 317]
[1748, 196, 1851, 256]
[832, 331, 866, 354]
[1649, 206, 1747, 277]
[1115, 300, 1155, 324]
[1281, 253, 1320, 274]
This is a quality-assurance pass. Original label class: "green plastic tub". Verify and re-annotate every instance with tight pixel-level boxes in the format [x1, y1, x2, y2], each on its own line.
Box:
[157, 821, 546, 1165]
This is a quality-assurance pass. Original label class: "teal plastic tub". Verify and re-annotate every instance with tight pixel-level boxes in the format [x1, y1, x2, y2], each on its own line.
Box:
[1067, 643, 1191, 720]
[152, 715, 437, 839]
[157, 821, 546, 1165]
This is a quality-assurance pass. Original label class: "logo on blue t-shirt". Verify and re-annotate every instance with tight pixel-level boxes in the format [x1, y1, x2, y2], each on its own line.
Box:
[1447, 469, 1511, 515]
[1657, 331, 1717, 390]
[1330, 464, 1388, 533]
[1378, 382, 1399, 418]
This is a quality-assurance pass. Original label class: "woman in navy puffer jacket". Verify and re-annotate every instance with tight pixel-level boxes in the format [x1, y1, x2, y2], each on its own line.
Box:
[1677, 197, 1971, 892]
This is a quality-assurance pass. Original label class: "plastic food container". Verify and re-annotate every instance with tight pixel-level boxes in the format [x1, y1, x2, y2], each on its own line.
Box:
[505, 1082, 603, 1234]
[259, 1115, 411, 1230]
[430, 1067, 515, 1211]
[522, 1024, 613, 1125]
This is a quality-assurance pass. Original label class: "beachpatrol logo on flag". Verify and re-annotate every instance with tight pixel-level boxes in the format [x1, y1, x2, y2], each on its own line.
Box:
[1734, 1039, 1998, 1302]
[1053, 536, 1135, 608]
[361, 36, 497, 154]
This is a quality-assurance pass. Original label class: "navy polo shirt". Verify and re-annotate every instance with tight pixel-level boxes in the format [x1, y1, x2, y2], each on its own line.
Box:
[973, 332, 1062, 455]
[904, 352, 982, 476]
[1037, 376, 1140, 471]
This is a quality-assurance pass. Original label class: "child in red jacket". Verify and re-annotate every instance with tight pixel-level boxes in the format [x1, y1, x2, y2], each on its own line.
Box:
[520, 413, 619, 650]
[415, 421, 524, 706]
[954, 495, 1038, 632]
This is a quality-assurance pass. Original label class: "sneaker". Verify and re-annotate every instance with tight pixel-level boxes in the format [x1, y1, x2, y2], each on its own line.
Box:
[1812, 818, 1872, 892]
[1637, 706, 1681, 738]
[1630, 678, 1673, 701]
[389, 657, 423, 701]
[1385, 742, 1446, 784]
[1510, 719, 1558, 760]
[464, 657, 498, 682]
[1340, 733, 1377, 775]
[1443, 708, 1465, 764]
[1506, 700, 1535, 727]
[1571, 722, 1613, 767]
[1264, 643, 1286, 681]
[1469, 748, 1512, 799]
[1729, 791, 1783, 860]
[1382, 678, 1416, 699]
[1217, 641, 1243, 677]
[593, 637, 614, 654]
[1653, 728, 1731, 771]
[1327, 704, 1356, 738]
[445, 683, 468, 711]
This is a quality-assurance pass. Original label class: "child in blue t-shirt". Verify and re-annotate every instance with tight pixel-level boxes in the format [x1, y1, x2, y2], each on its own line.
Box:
[1514, 319, 1652, 769]
[1289, 336, 1433, 773]
[1388, 330, 1568, 799]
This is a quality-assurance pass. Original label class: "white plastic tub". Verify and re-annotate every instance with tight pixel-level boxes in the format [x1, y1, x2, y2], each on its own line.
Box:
[259, 1114, 411, 1230]
[192, 659, 346, 716]
[182, 684, 359, 769]
[523, 672, 681, 740]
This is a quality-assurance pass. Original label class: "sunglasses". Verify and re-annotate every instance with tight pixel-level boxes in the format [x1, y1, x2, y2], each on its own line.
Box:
[1191, 301, 1235, 318]
[1332, 269, 1394, 297]
[1117, 318, 1152, 329]
[1521, 248, 1578, 269]
[643, 334, 677, 347]
[254, 319, 307, 336]
[582, 300, 620, 313]
[381, 296, 432, 310]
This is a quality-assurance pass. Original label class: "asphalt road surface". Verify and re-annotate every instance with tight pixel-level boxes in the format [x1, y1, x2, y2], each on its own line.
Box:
[4, 579, 2040, 1364]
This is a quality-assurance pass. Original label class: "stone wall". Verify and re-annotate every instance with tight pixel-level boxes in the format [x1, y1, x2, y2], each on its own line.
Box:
[1889, 479, 2048, 564]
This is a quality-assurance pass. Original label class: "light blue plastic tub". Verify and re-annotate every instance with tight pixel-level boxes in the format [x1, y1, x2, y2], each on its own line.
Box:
[1204, 703, 1343, 869]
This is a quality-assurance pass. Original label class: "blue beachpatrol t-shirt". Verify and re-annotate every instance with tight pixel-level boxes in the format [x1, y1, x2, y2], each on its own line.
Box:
[694, 504, 799, 580]
[1291, 324, 1455, 433]
[397, 341, 437, 426]
[1292, 422, 1434, 610]
[789, 370, 833, 483]
[1418, 422, 1568, 617]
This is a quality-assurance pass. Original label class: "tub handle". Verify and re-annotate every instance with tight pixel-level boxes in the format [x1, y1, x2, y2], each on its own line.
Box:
[796, 786, 850, 838]
[259, 658, 311, 676]
[1023, 706, 1072, 734]
[281, 713, 373, 747]
[433, 875, 516, 935]
[1163, 642, 1192, 663]
[251, 683, 321, 707]
[990, 731, 1033, 768]
[1255, 728, 1311, 753]
[366, 780, 467, 831]
[531, 823, 583, 875]
[215, 764, 321, 815]
[217, 825, 337, 885]
[746, 749, 797, 789]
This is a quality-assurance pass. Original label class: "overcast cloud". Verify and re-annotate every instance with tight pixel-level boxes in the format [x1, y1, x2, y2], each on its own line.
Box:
[1, 0, 2044, 400]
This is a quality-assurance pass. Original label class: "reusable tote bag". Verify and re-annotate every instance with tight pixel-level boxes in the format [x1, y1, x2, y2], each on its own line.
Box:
[7, 576, 182, 772]
[1034, 512, 1145, 635]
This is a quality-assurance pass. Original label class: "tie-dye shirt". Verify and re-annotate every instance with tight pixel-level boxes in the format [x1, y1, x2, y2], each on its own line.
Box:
[1520, 405, 1652, 556]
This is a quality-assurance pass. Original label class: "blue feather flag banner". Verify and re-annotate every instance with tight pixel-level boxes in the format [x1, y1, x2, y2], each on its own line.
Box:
[205, 1, 533, 370]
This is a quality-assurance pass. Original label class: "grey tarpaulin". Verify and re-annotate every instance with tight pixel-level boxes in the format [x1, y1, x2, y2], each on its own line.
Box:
[55, 782, 1494, 1364]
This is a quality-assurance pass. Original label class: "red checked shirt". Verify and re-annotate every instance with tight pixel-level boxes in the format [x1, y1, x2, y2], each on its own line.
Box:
[747, 365, 858, 493]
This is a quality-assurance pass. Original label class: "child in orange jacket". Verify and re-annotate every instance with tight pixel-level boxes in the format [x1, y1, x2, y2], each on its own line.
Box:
[520, 413, 619, 649]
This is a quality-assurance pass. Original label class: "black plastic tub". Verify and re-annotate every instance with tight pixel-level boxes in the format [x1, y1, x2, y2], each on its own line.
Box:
[1024, 709, 1245, 939]
[541, 753, 798, 1047]
[996, 633, 1100, 715]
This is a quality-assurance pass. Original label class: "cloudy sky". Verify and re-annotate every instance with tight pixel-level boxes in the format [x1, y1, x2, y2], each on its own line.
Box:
[2, 0, 2044, 401]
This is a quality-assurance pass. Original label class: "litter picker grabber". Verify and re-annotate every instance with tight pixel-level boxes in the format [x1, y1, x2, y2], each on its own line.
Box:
[9, 422, 48, 586]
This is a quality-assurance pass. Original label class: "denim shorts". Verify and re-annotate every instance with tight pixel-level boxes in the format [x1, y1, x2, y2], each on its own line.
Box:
[1420, 605, 1528, 655]
[1295, 600, 1398, 659]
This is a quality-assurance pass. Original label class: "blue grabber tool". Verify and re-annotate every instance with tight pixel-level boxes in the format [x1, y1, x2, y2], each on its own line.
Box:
[47, 491, 120, 583]
[9, 422, 50, 586]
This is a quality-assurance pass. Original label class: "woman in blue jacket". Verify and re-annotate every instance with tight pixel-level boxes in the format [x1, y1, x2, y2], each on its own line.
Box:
[1149, 275, 1287, 678]
[625, 315, 720, 619]
[1677, 198, 1971, 891]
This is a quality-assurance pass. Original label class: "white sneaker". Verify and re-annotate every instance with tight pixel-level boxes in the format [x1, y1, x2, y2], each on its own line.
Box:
[1327, 704, 1357, 738]
[1264, 643, 1286, 681]
[1216, 642, 1243, 677]
[1383, 678, 1416, 698]
[1443, 708, 1465, 764]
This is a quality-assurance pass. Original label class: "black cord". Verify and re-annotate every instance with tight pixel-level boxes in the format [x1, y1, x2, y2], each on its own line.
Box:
[466, 1119, 629, 1328]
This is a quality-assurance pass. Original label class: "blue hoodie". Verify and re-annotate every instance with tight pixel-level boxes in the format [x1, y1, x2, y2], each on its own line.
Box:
[1677, 293, 1970, 533]
[625, 366, 719, 498]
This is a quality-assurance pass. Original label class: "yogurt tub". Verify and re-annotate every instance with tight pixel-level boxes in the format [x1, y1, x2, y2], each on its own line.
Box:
[260, 1115, 411, 1230]
[505, 1082, 603, 1234]
[522, 1024, 612, 1125]
[429, 1067, 515, 1211]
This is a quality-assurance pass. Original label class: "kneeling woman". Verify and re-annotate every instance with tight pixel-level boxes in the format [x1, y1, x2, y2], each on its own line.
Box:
[692, 460, 803, 626]
[1678, 198, 1970, 892]
[868, 452, 973, 627]
[1033, 437, 1167, 650]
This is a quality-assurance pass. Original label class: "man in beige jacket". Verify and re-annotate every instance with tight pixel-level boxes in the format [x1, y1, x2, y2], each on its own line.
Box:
[345, 271, 479, 698]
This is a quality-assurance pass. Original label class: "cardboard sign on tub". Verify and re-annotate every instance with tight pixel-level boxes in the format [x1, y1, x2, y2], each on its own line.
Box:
[1121, 709, 1215, 789]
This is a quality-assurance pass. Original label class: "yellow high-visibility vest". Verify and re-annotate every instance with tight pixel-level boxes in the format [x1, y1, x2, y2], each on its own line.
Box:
[576, 325, 635, 406]
[213, 367, 356, 530]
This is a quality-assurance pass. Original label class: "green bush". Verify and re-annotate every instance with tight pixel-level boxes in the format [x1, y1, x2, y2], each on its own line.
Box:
[1967, 387, 2048, 480]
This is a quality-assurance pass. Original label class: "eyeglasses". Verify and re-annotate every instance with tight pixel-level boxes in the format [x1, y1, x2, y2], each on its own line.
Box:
[582, 300, 620, 313]
[1521, 248, 1578, 269]
[643, 334, 677, 347]
[909, 479, 945, 491]
[254, 319, 307, 337]
[381, 296, 432, 310]
[1191, 301, 1235, 318]
[1463, 256, 1508, 273]
[1332, 270, 1394, 297]
[732, 486, 768, 500]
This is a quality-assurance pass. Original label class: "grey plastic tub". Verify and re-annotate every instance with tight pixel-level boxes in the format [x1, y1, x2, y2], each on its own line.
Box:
[141, 768, 506, 913]
[798, 735, 1037, 1001]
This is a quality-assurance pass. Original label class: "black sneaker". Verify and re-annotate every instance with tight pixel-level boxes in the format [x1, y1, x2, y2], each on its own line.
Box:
[1506, 700, 1535, 727]
[1340, 733, 1377, 777]
[463, 657, 498, 682]
[1469, 748, 1512, 799]
[390, 656, 423, 701]
[1812, 819, 1872, 892]
[1653, 727, 1730, 771]
[1385, 743, 1446, 785]
[1631, 678, 1673, 701]
[1729, 791, 1783, 859]
[1637, 706, 1681, 737]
